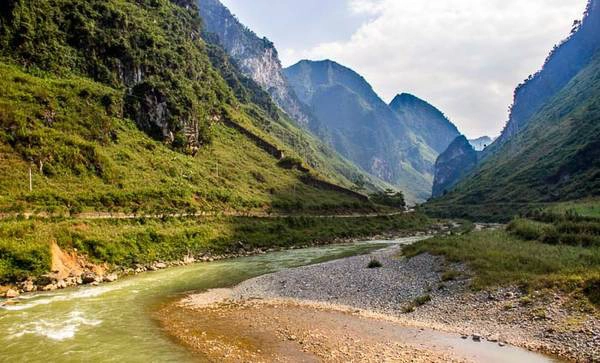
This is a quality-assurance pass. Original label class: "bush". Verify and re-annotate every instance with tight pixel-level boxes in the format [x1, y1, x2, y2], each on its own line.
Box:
[441, 270, 460, 281]
[367, 258, 383, 268]
[414, 294, 432, 306]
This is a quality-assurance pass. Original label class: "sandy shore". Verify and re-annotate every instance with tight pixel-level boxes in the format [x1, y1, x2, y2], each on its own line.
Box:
[161, 244, 599, 362]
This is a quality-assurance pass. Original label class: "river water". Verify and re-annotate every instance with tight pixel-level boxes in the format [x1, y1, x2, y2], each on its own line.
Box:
[0, 238, 561, 362]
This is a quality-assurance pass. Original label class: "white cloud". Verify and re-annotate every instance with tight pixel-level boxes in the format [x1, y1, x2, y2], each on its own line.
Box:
[348, 0, 385, 15]
[281, 0, 587, 138]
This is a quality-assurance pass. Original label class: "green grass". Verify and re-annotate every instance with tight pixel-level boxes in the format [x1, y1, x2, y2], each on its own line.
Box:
[0, 212, 432, 283]
[545, 198, 600, 219]
[403, 230, 600, 305]
[0, 62, 377, 215]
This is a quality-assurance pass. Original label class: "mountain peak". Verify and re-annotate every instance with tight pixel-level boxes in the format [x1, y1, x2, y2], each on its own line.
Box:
[389, 93, 460, 154]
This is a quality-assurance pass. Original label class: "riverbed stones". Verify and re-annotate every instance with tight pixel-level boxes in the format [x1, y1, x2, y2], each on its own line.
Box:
[81, 272, 97, 284]
[103, 273, 118, 283]
[4, 289, 19, 298]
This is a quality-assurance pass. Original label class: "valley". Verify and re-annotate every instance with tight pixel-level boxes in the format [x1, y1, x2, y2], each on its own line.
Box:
[0, 0, 599, 362]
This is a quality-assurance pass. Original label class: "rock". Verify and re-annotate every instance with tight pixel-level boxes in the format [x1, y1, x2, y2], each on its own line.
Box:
[154, 262, 167, 269]
[103, 273, 118, 283]
[56, 280, 67, 289]
[472, 334, 481, 342]
[81, 272, 97, 284]
[43, 284, 57, 291]
[4, 289, 19, 298]
[488, 334, 499, 342]
[36, 274, 56, 286]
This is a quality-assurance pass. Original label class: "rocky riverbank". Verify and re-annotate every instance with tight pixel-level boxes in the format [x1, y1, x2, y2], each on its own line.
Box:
[178, 244, 599, 362]
[0, 227, 446, 299]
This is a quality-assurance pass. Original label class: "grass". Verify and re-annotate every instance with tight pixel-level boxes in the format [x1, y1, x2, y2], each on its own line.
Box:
[403, 229, 600, 306]
[0, 212, 432, 283]
[545, 198, 600, 219]
[0, 62, 379, 216]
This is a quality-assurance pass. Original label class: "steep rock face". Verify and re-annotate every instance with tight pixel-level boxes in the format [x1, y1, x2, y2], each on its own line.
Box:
[389, 93, 460, 154]
[432, 136, 478, 198]
[197, 0, 315, 129]
[497, 0, 600, 145]
[469, 136, 493, 151]
[284, 60, 438, 202]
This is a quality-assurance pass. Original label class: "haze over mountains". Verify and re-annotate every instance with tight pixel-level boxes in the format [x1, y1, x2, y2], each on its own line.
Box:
[198, 0, 461, 202]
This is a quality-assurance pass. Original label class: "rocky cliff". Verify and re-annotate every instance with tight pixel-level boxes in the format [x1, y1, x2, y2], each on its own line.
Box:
[389, 93, 460, 154]
[197, 0, 317, 129]
[431, 136, 478, 198]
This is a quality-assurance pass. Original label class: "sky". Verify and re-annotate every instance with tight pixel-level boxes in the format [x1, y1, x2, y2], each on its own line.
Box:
[219, 0, 588, 138]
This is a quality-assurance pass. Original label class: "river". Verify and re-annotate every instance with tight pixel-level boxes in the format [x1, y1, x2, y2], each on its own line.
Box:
[0, 238, 561, 362]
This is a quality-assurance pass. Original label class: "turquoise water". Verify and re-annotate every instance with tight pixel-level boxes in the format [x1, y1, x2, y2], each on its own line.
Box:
[0, 238, 562, 362]
[0, 241, 390, 362]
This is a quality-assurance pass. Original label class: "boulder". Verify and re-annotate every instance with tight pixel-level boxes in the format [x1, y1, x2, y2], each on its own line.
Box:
[4, 289, 19, 298]
[36, 274, 56, 286]
[81, 272, 97, 284]
[103, 273, 118, 283]
[43, 284, 57, 291]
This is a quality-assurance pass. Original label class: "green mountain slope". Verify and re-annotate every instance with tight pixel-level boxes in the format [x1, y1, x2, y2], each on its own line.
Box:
[0, 0, 373, 215]
[425, 54, 600, 220]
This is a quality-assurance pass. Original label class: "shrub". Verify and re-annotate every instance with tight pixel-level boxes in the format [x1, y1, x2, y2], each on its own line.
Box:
[441, 269, 460, 281]
[367, 258, 383, 268]
[414, 294, 432, 306]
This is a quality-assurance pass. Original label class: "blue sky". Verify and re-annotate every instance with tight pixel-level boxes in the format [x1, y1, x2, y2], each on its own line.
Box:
[220, 0, 588, 138]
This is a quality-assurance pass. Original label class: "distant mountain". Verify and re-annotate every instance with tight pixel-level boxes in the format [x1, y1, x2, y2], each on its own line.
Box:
[197, 0, 317, 130]
[284, 60, 439, 203]
[389, 93, 460, 154]
[426, 0, 600, 220]
[432, 136, 478, 198]
[468, 136, 493, 151]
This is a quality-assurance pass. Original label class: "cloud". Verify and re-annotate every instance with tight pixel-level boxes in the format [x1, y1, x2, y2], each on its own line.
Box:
[281, 0, 587, 138]
[348, 0, 385, 15]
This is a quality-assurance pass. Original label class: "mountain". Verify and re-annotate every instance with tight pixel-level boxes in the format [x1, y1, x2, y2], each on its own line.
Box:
[426, 0, 600, 220]
[197, 0, 315, 129]
[284, 60, 439, 203]
[196, 0, 392, 193]
[431, 136, 478, 198]
[469, 136, 493, 151]
[0, 0, 374, 216]
[496, 0, 600, 146]
[389, 93, 460, 154]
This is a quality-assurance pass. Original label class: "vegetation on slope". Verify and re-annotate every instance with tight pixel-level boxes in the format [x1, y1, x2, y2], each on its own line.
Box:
[405, 201, 600, 307]
[425, 53, 600, 221]
[0, 213, 432, 283]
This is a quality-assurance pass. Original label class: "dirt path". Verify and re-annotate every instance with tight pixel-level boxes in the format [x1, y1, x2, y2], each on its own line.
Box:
[0, 210, 405, 221]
